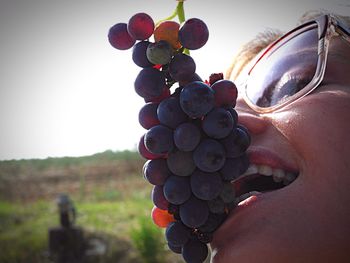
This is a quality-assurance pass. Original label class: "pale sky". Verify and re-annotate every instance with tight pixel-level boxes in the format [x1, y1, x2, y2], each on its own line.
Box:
[0, 0, 349, 160]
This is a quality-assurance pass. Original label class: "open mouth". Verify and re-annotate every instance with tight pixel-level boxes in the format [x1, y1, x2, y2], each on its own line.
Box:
[232, 163, 299, 204]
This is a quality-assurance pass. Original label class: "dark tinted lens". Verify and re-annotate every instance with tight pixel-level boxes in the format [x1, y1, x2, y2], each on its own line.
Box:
[246, 24, 319, 108]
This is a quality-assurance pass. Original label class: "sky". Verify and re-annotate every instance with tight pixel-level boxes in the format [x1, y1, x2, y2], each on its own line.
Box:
[0, 0, 349, 160]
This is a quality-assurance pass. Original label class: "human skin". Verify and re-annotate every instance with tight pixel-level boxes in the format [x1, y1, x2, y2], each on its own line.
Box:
[210, 37, 350, 262]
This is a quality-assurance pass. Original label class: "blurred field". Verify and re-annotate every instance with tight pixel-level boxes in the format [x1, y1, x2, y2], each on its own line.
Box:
[0, 150, 184, 263]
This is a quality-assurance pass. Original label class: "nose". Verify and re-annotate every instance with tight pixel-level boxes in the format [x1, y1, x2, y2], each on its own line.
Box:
[235, 97, 269, 135]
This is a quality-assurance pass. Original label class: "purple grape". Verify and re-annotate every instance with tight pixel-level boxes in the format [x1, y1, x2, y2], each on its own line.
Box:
[163, 175, 191, 205]
[196, 231, 213, 244]
[182, 238, 209, 263]
[138, 102, 159, 130]
[166, 221, 191, 247]
[193, 139, 226, 172]
[179, 18, 209, 50]
[127, 13, 154, 40]
[167, 243, 182, 254]
[143, 159, 171, 185]
[157, 96, 188, 129]
[211, 79, 238, 107]
[152, 185, 169, 210]
[174, 122, 201, 152]
[146, 40, 173, 65]
[179, 72, 203, 87]
[169, 53, 196, 82]
[202, 108, 235, 139]
[144, 125, 174, 154]
[108, 23, 136, 50]
[220, 183, 236, 203]
[166, 150, 196, 177]
[180, 81, 215, 118]
[132, 41, 154, 68]
[207, 197, 226, 214]
[190, 170, 223, 200]
[138, 134, 166, 160]
[220, 157, 242, 181]
[238, 153, 250, 174]
[221, 126, 251, 158]
[198, 212, 226, 233]
[134, 67, 166, 100]
[179, 195, 209, 228]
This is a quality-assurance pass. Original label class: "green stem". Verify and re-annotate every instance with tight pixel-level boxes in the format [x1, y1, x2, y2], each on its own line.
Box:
[176, 1, 186, 24]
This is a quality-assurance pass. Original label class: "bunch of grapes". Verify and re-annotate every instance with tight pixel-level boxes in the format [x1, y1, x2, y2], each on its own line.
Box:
[108, 3, 250, 263]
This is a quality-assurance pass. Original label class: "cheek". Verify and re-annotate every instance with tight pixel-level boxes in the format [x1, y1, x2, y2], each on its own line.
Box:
[270, 91, 350, 173]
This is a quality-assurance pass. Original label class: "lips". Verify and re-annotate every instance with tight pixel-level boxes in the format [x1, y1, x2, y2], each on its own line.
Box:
[210, 146, 301, 255]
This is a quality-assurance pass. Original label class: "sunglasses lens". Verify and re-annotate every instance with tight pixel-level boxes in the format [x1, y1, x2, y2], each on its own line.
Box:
[246, 24, 319, 108]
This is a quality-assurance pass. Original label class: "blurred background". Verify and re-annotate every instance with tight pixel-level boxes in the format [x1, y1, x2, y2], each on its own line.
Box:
[0, 0, 349, 262]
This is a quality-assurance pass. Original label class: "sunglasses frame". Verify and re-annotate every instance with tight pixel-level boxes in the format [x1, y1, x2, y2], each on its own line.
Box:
[243, 14, 350, 113]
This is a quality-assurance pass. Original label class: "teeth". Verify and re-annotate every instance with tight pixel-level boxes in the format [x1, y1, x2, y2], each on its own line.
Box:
[241, 164, 258, 176]
[241, 164, 299, 185]
[272, 168, 285, 183]
[258, 165, 273, 176]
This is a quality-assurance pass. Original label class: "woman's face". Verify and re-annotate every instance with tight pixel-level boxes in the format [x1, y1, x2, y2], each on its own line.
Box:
[210, 36, 350, 262]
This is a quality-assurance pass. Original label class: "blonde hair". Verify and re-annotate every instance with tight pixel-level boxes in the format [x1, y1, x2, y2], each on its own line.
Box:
[226, 10, 350, 82]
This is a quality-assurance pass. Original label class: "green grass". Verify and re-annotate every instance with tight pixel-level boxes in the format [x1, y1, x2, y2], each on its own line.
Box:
[0, 151, 184, 263]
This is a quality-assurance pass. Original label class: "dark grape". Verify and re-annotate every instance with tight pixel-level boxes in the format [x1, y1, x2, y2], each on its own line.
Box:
[182, 238, 209, 263]
[157, 96, 188, 129]
[190, 170, 223, 200]
[169, 53, 196, 82]
[211, 79, 238, 107]
[238, 153, 250, 174]
[134, 68, 165, 100]
[166, 221, 191, 247]
[179, 195, 209, 228]
[196, 231, 213, 244]
[108, 23, 136, 50]
[138, 102, 160, 129]
[144, 125, 174, 154]
[179, 18, 209, 50]
[178, 72, 203, 87]
[226, 106, 238, 125]
[180, 81, 215, 118]
[167, 242, 182, 254]
[132, 41, 154, 68]
[220, 157, 242, 181]
[221, 126, 251, 158]
[220, 182, 236, 203]
[144, 86, 171, 103]
[199, 212, 226, 233]
[127, 12, 154, 40]
[207, 197, 226, 214]
[193, 139, 226, 172]
[174, 122, 201, 151]
[202, 107, 234, 139]
[152, 185, 169, 210]
[167, 150, 196, 177]
[163, 175, 191, 205]
[143, 159, 171, 185]
[146, 40, 173, 65]
[138, 134, 166, 159]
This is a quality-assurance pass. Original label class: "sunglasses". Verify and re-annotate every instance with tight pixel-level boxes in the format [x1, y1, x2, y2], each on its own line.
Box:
[242, 14, 350, 113]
